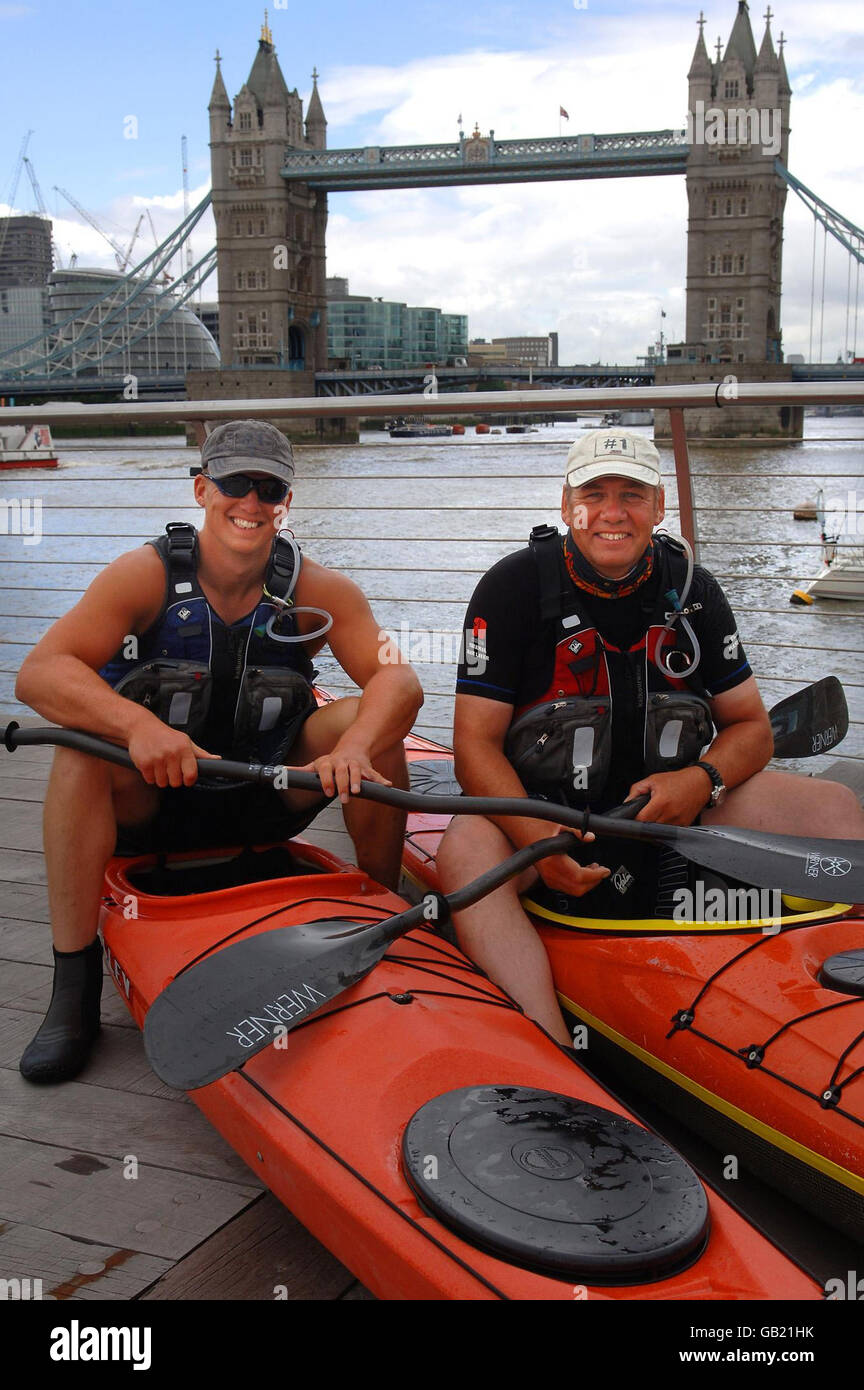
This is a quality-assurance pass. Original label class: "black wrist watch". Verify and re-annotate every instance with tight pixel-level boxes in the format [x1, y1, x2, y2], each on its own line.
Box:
[694, 760, 727, 808]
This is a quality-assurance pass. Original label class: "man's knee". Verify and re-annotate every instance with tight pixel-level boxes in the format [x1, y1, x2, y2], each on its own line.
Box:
[296, 696, 360, 757]
[438, 815, 502, 875]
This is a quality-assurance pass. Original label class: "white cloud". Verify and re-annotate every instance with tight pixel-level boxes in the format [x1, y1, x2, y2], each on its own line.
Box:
[318, 8, 864, 363]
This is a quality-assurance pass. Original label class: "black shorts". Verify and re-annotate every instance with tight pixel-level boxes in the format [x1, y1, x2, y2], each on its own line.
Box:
[115, 782, 333, 854]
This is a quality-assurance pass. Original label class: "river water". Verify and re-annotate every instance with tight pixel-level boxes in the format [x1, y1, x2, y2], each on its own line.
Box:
[0, 415, 861, 771]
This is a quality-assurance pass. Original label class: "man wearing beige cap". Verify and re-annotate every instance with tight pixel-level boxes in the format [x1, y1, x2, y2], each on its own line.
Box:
[438, 429, 864, 1044]
[15, 419, 422, 1081]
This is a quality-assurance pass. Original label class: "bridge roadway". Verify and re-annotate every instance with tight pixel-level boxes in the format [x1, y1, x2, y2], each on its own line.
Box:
[280, 130, 688, 191]
[3, 362, 864, 403]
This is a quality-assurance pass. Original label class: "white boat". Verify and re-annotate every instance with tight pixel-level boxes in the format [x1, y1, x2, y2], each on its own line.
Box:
[0, 424, 59, 470]
[807, 549, 864, 601]
[805, 490, 864, 601]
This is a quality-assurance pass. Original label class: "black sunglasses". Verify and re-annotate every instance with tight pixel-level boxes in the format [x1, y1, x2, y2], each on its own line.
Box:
[203, 472, 291, 504]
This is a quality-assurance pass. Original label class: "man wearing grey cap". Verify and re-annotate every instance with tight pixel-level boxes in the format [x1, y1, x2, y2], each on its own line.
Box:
[437, 429, 864, 1044]
[15, 419, 422, 1082]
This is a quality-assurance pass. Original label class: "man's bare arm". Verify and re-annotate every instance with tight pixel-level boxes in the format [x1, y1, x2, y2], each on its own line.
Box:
[454, 694, 609, 895]
[15, 547, 218, 785]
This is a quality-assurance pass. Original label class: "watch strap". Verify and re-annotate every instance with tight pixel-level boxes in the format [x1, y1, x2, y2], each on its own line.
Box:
[694, 760, 724, 806]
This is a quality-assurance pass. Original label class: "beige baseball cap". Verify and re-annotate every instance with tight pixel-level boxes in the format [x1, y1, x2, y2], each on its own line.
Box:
[564, 430, 661, 488]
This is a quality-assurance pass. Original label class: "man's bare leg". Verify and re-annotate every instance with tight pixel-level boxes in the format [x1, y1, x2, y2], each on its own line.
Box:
[278, 697, 409, 890]
[437, 815, 572, 1046]
[703, 769, 864, 911]
[44, 746, 160, 951]
[703, 769, 864, 838]
[21, 747, 160, 1082]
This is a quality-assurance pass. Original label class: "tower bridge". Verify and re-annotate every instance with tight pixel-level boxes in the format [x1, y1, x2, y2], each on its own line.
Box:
[199, 1, 805, 436]
[3, 2, 864, 438]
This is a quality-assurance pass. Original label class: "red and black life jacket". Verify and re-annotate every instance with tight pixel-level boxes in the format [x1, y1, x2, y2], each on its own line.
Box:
[504, 526, 714, 812]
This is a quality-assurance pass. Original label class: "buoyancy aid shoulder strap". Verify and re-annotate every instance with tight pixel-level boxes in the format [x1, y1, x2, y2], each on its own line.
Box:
[652, 532, 690, 612]
[529, 525, 577, 625]
[139, 523, 202, 629]
[147, 523, 201, 602]
[265, 532, 302, 605]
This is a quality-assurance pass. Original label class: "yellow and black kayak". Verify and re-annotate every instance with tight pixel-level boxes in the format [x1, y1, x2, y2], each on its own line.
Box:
[401, 733, 864, 1243]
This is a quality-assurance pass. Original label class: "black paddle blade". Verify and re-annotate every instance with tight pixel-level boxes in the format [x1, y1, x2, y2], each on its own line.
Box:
[643, 821, 864, 901]
[770, 676, 848, 758]
[143, 917, 393, 1090]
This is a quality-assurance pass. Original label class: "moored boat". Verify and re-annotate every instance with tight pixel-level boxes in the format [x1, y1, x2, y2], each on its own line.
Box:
[804, 489, 864, 601]
[0, 424, 59, 470]
[386, 416, 452, 438]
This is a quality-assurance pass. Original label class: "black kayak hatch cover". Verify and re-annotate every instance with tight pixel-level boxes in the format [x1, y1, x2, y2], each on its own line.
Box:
[401, 1086, 709, 1284]
[408, 758, 462, 798]
[820, 948, 864, 997]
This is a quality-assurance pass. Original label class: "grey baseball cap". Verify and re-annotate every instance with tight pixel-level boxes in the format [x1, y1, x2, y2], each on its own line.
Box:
[200, 419, 295, 484]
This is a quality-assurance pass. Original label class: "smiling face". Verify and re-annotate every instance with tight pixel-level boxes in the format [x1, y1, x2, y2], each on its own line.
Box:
[193, 471, 291, 554]
[562, 474, 665, 579]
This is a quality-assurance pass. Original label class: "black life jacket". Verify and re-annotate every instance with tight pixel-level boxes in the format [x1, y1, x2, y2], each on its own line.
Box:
[504, 527, 714, 813]
[100, 522, 317, 773]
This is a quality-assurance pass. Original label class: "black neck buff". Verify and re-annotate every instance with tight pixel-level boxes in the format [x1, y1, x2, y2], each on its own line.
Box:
[563, 530, 655, 599]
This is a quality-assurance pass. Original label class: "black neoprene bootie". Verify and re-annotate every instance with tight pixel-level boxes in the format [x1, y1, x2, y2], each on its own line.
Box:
[19, 938, 104, 1083]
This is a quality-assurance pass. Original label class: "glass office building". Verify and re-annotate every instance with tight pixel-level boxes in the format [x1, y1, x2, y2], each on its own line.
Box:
[327, 288, 468, 368]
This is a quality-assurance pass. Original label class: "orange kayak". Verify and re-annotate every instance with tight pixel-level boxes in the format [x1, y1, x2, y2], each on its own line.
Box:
[99, 834, 820, 1301]
[401, 734, 864, 1244]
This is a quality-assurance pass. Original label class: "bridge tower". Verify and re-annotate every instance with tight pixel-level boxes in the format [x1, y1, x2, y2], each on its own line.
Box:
[207, 18, 328, 376]
[683, 1, 790, 364]
[660, 2, 799, 435]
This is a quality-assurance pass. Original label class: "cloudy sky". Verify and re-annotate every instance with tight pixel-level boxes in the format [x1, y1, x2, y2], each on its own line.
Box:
[1, 0, 862, 363]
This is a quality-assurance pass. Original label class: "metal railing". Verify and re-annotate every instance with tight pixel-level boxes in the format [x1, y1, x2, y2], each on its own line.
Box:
[1, 380, 863, 558]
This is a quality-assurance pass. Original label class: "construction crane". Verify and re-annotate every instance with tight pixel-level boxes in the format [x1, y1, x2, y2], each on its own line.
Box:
[122, 213, 146, 274]
[54, 185, 135, 272]
[23, 155, 65, 270]
[181, 135, 195, 291]
[146, 207, 173, 284]
[0, 130, 34, 265]
[22, 156, 47, 214]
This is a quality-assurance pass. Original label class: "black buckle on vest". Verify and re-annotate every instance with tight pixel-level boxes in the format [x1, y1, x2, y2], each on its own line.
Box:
[163, 522, 197, 579]
[266, 534, 300, 604]
[529, 525, 569, 624]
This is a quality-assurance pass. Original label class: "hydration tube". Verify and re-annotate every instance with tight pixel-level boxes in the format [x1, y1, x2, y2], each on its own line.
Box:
[263, 531, 334, 644]
[654, 532, 701, 679]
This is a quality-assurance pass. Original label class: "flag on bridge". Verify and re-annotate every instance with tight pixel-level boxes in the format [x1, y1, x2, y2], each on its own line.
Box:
[560, 107, 570, 120]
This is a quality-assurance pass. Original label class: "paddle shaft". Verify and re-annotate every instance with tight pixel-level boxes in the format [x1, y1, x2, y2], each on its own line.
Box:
[5, 720, 863, 898]
[373, 833, 582, 948]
